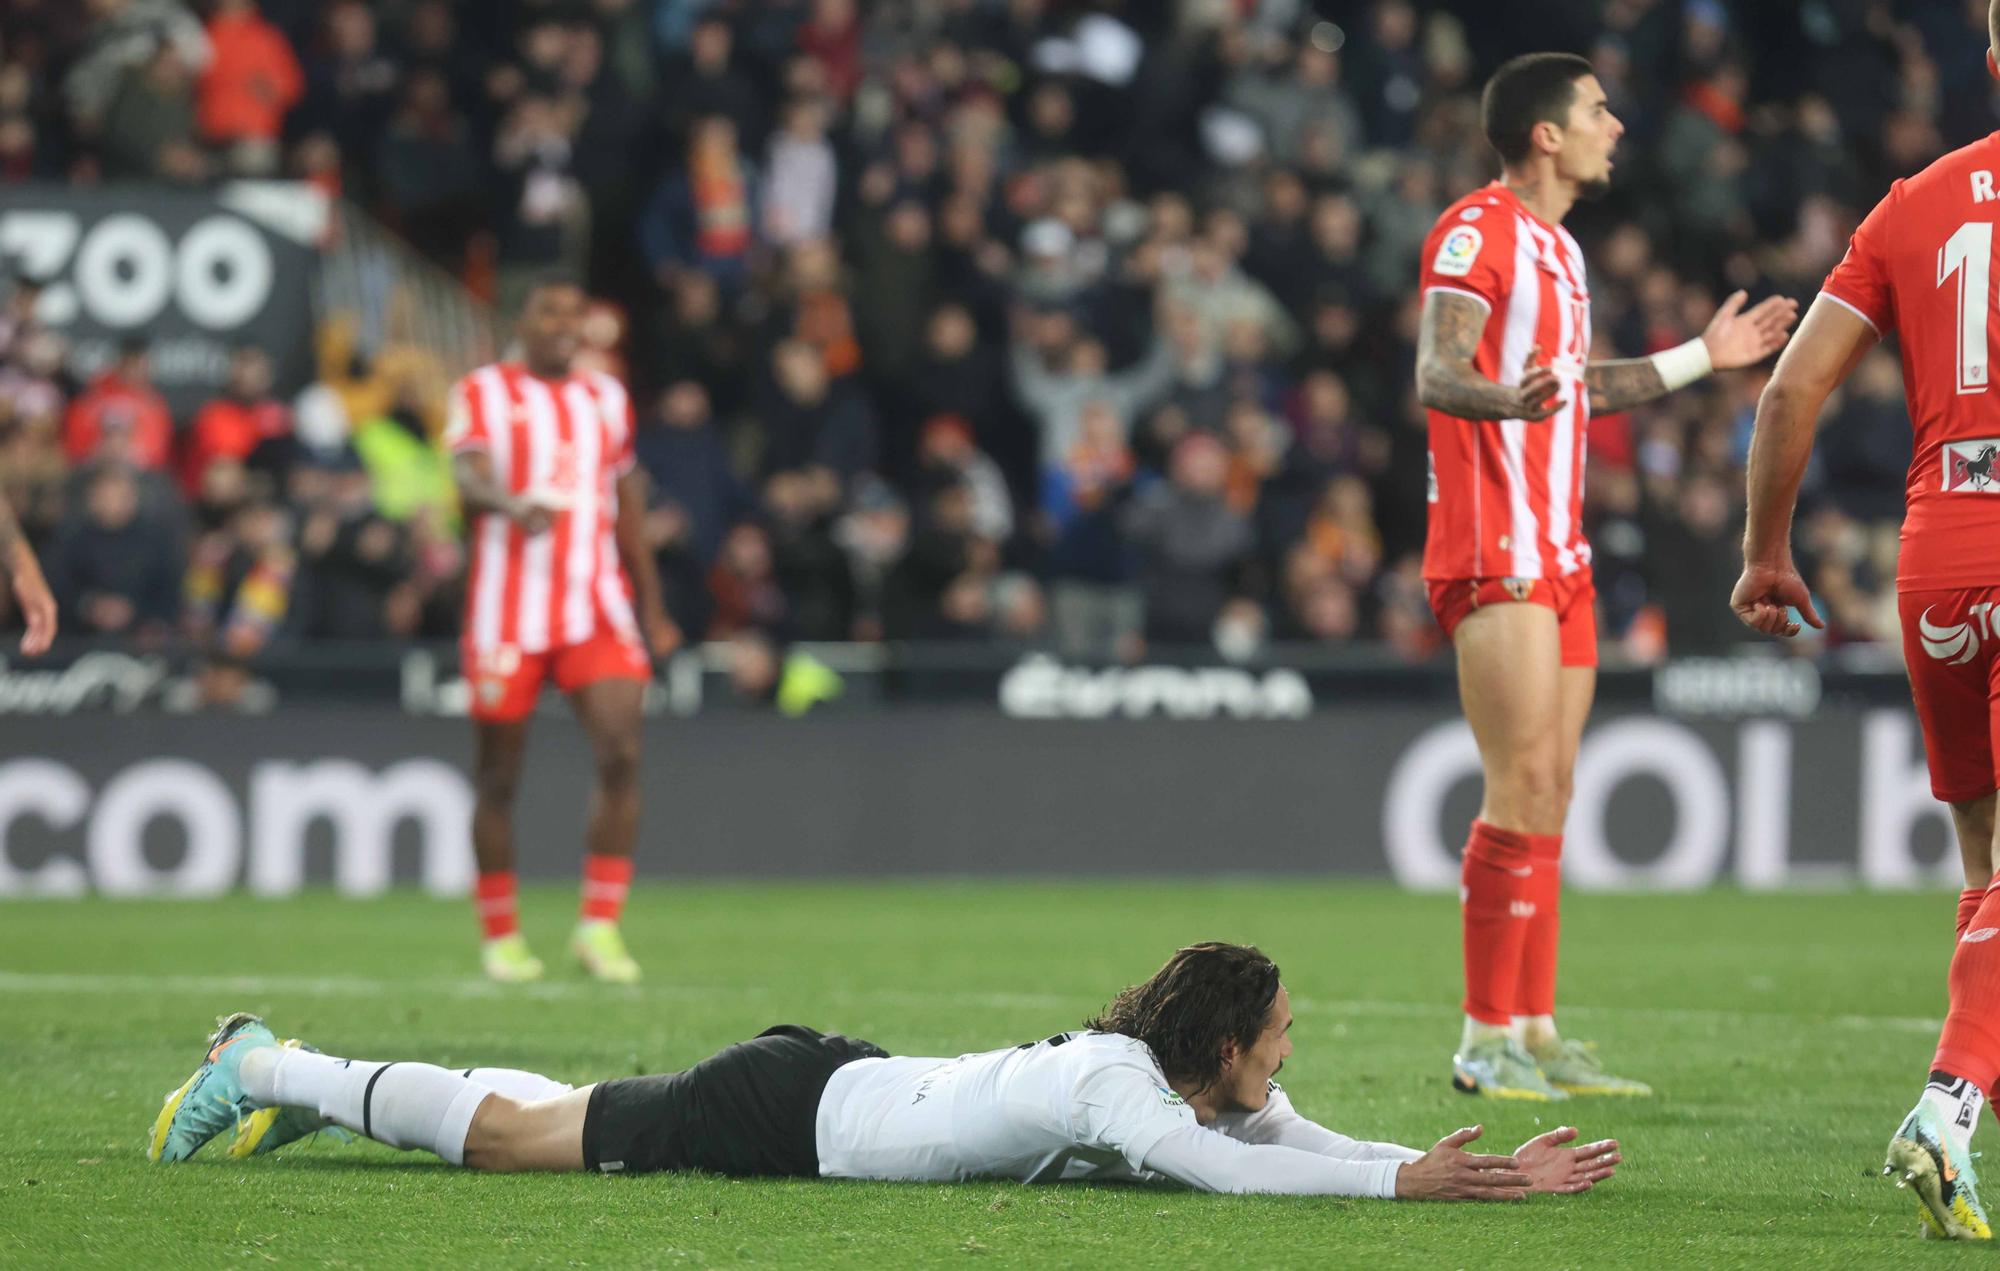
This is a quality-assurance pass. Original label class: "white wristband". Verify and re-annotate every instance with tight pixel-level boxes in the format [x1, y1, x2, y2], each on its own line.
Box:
[1649, 338, 1712, 392]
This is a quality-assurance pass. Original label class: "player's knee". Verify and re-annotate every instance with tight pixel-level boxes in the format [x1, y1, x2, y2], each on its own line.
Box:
[475, 762, 523, 806]
[596, 738, 640, 791]
[1497, 756, 1565, 813]
[460, 1094, 529, 1171]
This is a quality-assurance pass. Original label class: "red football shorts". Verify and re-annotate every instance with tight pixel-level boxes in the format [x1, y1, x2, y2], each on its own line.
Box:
[464, 630, 651, 723]
[1427, 569, 1598, 668]
[1900, 588, 2000, 802]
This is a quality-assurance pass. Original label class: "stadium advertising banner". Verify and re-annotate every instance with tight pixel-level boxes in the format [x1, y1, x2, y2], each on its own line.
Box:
[0, 703, 1961, 898]
[0, 182, 323, 416]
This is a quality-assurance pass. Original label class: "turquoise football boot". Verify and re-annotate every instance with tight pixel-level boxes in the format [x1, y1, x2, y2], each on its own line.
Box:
[1886, 1099, 1993, 1240]
[148, 1012, 278, 1163]
[227, 1040, 352, 1158]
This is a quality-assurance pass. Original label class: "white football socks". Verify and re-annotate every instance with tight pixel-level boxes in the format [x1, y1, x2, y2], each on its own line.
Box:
[239, 1047, 493, 1165]
[1460, 1015, 1511, 1052]
[1924, 1071, 1986, 1157]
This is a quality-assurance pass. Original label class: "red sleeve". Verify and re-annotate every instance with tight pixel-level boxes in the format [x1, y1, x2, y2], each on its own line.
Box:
[1419, 203, 1517, 315]
[1821, 183, 1898, 336]
[442, 375, 489, 454]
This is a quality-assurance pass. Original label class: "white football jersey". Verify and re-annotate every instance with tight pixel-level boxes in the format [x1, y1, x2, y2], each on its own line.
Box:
[813, 1030, 1417, 1196]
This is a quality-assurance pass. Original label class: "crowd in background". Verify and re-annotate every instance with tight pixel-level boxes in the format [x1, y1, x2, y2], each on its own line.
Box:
[0, 0, 1983, 672]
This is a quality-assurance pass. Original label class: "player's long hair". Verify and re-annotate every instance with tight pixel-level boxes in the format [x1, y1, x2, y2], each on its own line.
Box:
[1085, 943, 1280, 1094]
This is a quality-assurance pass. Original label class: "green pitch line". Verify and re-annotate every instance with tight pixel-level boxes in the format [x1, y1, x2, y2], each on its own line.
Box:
[0, 883, 1982, 1268]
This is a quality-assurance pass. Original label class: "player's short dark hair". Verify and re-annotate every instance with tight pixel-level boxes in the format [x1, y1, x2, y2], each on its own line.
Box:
[1085, 943, 1281, 1094]
[1481, 52, 1596, 166]
[521, 269, 585, 306]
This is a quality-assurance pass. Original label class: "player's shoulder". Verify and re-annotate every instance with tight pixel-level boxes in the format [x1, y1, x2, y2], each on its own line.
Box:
[1883, 132, 2000, 215]
[453, 362, 511, 396]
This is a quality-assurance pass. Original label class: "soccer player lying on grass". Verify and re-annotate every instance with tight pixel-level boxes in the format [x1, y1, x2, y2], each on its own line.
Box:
[148, 943, 1620, 1200]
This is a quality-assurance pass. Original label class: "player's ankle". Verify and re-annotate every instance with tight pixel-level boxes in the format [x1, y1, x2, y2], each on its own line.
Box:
[1460, 1015, 1510, 1050]
[1514, 1014, 1560, 1056]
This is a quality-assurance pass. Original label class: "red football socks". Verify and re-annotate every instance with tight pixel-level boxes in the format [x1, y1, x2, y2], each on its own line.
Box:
[1958, 886, 1987, 939]
[1513, 832, 1565, 1018]
[1461, 820, 1536, 1026]
[475, 871, 519, 941]
[1934, 884, 2000, 1097]
[580, 854, 634, 923]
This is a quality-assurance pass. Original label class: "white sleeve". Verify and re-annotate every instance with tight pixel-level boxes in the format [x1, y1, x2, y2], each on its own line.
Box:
[1140, 1126, 1403, 1198]
[1213, 1085, 1425, 1165]
[1069, 1058, 1200, 1171]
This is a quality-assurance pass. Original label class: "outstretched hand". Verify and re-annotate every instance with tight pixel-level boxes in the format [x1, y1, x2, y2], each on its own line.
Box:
[1730, 558, 1824, 638]
[1701, 290, 1799, 370]
[1395, 1125, 1532, 1201]
[1514, 1126, 1621, 1195]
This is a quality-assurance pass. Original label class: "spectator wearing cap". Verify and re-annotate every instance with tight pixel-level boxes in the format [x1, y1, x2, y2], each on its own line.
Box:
[64, 341, 173, 472]
[197, 0, 302, 175]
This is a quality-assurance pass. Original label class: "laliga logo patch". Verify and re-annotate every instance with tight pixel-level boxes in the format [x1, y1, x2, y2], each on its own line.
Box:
[1157, 1086, 1187, 1107]
[1920, 607, 1980, 666]
[1943, 439, 2000, 492]
[1432, 225, 1483, 277]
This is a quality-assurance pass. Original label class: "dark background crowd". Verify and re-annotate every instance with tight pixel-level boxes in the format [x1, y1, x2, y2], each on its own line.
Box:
[0, 0, 1983, 672]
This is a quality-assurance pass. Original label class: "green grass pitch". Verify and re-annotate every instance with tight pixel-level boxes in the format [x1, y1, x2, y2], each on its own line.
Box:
[0, 881, 1989, 1268]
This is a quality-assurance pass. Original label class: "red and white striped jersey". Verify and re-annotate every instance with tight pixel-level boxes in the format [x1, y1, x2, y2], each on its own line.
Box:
[444, 362, 640, 656]
[1418, 182, 1593, 582]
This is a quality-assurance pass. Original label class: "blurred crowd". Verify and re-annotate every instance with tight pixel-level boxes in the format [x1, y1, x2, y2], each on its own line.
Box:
[0, 0, 1984, 669]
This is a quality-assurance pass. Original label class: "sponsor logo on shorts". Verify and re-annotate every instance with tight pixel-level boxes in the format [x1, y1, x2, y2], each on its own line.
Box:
[1432, 226, 1483, 278]
[1942, 439, 2000, 492]
[1962, 927, 1999, 944]
[1920, 606, 1981, 666]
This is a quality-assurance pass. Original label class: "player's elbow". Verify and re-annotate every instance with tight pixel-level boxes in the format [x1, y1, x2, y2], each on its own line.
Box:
[1755, 371, 1823, 424]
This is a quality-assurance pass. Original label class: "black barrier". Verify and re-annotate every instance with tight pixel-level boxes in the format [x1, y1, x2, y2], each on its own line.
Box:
[0, 700, 1960, 897]
[0, 183, 320, 416]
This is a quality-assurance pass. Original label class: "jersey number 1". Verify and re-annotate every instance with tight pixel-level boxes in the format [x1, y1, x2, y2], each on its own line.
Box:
[1940, 221, 1993, 394]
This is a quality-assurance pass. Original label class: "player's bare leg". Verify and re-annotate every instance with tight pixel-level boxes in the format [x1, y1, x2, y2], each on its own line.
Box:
[1886, 791, 1999, 1239]
[473, 719, 543, 981]
[462, 1086, 593, 1172]
[1450, 602, 1568, 1098]
[567, 676, 646, 982]
[1517, 660, 1647, 1095]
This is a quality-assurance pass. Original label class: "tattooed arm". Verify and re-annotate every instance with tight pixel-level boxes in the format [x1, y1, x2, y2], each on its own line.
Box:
[1414, 291, 1563, 422]
[1582, 358, 1670, 414]
[0, 493, 55, 656]
[1589, 290, 1801, 414]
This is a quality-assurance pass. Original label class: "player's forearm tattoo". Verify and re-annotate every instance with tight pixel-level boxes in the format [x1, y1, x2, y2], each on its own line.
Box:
[1583, 358, 1670, 414]
[1415, 293, 1522, 421]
